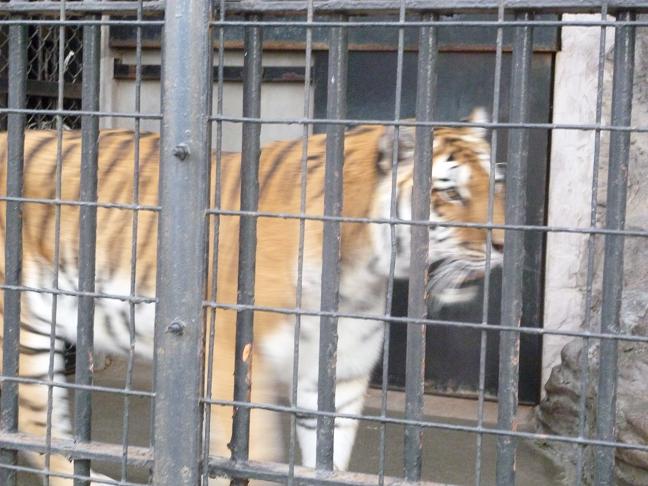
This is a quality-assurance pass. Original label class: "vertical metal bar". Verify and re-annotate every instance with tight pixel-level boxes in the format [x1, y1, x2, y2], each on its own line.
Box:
[202, 0, 225, 483]
[44, 4, 67, 482]
[230, 16, 263, 484]
[73, 15, 101, 486]
[152, 0, 212, 480]
[316, 15, 348, 472]
[575, 3, 609, 483]
[495, 11, 533, 486]
[403, 12, 437, 482]
[120, 0, 145, 481]
[594, 10, 635, 486]
[476, 3, 505, 485]
[288, 0, 314, 482]
[0, 22, 27, 486]
[379, 1, 406, 484]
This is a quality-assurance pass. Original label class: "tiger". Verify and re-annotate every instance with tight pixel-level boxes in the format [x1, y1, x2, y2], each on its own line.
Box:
[0, 107, 505, 485]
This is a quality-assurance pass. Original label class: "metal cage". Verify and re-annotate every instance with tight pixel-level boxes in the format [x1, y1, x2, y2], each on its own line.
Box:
[0, 1, 646, 485]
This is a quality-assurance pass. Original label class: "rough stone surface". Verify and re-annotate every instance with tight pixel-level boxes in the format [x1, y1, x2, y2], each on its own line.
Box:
[534, 21, 648, 485]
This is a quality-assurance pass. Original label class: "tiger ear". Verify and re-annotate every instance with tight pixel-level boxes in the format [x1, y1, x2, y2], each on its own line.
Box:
[377, 124, 416, 173]
[463, 107, 490, 139]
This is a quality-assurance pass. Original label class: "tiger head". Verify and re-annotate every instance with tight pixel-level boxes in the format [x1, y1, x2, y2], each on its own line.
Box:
[376, 108, 505, 305]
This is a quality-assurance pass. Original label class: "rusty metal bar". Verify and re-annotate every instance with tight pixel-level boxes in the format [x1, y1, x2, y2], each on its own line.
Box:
[230, 15, 263, 485]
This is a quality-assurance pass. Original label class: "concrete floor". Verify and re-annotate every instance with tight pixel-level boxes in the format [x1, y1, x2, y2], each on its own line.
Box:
[17, 359, 562, 485]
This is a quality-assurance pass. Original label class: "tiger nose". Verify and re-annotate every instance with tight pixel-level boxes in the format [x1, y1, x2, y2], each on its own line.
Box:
[492, 242, 504, 253]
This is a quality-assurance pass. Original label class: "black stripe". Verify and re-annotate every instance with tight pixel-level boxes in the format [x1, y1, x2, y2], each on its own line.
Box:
[100, 136, 140, 277]
[21, 320, 65, 341]
[226, 155, 242, 211]
[346, 126, 374, 137]
[18, 344, 63, 356]
[100, 134, 133, 181]
[36, 138, 81, 242]
[259, 140, 299, 197]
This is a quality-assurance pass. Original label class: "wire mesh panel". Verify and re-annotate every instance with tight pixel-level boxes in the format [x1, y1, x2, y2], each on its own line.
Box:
[0, 1, 646, 486]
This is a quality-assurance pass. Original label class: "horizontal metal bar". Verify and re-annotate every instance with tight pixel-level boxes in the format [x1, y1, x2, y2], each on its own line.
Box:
[1, 0, 646, 15]
[0, 1, 164, 14]
[0, 195, 159, 212]
[220, 0, 648, 14]
[208, 114, 648, 133]
[0, 107, 162, 120]
[209, 456, 449, 486]
[203, 398, 648, 453]
[0, 107, 647, 132]
[201, 300, 648, 344]
[207, 208, 648, 238]
[1, 194, 647, 238]
[0, 19, 164, 26]
[0, 431, 152, 468]
[209, 18, 648, 27]
[0, 283, 156, 305]
[0, 376, 154, 398]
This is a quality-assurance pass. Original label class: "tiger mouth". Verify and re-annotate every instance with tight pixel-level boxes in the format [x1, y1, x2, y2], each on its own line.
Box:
[425, 256, 493, 307]
[427, 259, 485, 286]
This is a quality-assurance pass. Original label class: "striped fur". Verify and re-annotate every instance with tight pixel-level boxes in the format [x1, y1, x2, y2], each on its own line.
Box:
[0, 108, 505, 484]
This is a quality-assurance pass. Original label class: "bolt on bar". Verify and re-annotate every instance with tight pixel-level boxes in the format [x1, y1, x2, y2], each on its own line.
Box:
[495, 11, 533, 486]
[594, 10, 635, 486]
[152, 0, 212, 481]
[73, 15, 101, 486]
[403, 12, 437, 482]
[316, 14, 348, 472]
[0, 22, 27, 486]
[231, 16, 263, 485]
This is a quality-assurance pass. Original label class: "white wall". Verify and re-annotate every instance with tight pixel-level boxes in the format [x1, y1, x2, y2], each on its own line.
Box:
[542, 15, 615, 386]
[100, 41, 313, 152]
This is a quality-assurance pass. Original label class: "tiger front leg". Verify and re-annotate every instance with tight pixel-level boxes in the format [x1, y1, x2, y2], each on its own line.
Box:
[296, 376, 370, 471]
[7, 327, 113, 486]
[295, 317, 384, 471]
